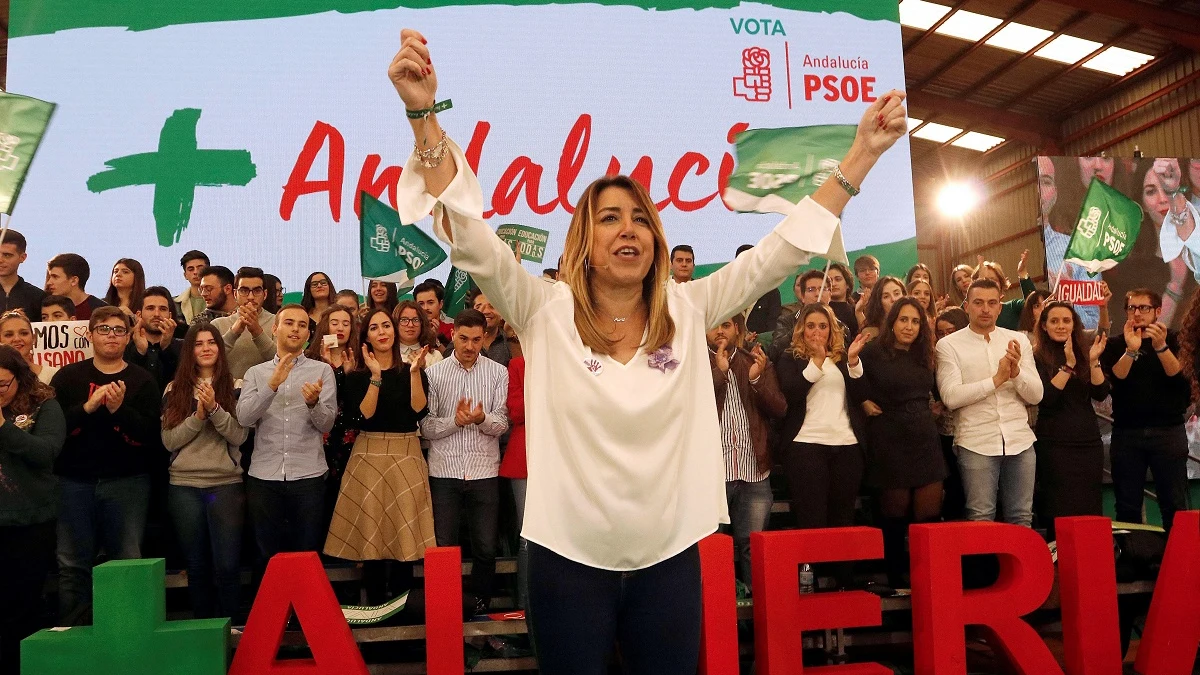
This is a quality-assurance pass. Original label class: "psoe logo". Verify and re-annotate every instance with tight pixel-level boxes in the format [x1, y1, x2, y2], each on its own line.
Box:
[733, 47, 772, 102]
[729, 17, 786, 35]
[1076, 206, 1101, 239]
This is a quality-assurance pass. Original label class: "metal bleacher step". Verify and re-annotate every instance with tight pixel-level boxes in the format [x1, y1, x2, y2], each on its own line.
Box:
[163, 558, 520, 589]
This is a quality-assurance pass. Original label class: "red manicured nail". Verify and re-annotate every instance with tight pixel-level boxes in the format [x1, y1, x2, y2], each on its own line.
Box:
[423, 68, 430, 75]
[882, 95, 891, 105]
[427, 58, 432, 65]
[421, 37, 427, 44]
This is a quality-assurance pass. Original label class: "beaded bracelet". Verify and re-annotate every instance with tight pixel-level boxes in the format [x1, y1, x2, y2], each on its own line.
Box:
[833, 165, 860, 197]
[415, 129, 449, 169]
[405, 99, 453, 119]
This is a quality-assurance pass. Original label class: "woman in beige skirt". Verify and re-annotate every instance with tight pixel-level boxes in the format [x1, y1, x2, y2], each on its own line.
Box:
[324, 307, 435, 605]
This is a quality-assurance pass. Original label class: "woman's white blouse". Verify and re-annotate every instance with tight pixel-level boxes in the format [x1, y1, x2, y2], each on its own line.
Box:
[396, 140, 840, 571]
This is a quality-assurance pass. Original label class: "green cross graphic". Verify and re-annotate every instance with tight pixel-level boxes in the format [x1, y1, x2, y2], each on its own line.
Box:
[21, 558, 229, 675]
[87, 108, 256, 246]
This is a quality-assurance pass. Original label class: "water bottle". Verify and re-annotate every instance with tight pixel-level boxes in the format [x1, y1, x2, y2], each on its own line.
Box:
[799, 563, 815, 594]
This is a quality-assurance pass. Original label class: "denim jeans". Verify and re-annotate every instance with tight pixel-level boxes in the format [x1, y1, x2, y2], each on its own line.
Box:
[527, 541, 701, 675]
[245, 475, 326, 571]
[957, 447, 1036, 526]
[724, 479, 773, 584]
[57, 475, 151, 623]
[0, 520, 56, 675]
[429, 477, 499, 606]
[168, 482, 246, 619]
[510, 478, 529, 611]
[1111, 425, 1189, 531]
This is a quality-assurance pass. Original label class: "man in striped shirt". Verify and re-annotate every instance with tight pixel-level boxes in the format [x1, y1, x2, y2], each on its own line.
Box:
[707, 314, 786, 587]
[420, 309, 510, 615]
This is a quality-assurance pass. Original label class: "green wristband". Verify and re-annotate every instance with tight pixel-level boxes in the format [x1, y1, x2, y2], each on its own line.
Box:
[406, 99, 453, 119]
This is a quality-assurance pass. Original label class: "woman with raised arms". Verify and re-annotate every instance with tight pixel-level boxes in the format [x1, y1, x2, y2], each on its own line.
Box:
[387, 28, 907, 674]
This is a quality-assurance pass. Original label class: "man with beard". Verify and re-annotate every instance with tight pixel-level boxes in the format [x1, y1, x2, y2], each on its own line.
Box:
[125, 286, 182, 389]
[212, 267, 276, 379]
[196, 265, 237, 324]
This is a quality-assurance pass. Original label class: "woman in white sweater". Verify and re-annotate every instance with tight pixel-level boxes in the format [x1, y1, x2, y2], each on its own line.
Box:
[161, 323, 248, 620]
[387, 28, 908, 673]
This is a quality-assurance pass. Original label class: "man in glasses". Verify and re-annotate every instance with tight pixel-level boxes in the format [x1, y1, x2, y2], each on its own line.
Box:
[212, 266, 277, 379]
[49, 306, 161, 623]
[196, 265, 237, 324]
[1101, 288, 1190, 532]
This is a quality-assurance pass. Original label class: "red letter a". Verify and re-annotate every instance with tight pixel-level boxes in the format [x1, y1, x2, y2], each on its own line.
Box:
[229, 552, 367, 675]
[280, 121, 345, 221]
[1134, 510, 1200, 675]
[910, 522, 1060, 675]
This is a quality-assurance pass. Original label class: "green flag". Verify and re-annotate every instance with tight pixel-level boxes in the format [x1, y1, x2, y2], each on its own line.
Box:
[359, 191, 447, 290]
[444, 265, 473, 317]
[0, 92, 57, 214]
[496, 223, 551, 263]
[1063, 178, 1143, 274]
[722, 124, 856, 264]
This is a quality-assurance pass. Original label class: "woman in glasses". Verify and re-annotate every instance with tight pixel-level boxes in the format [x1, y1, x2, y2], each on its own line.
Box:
[0, 344, 66, 675]
[393, 300, 443, 368]
[0, 311, 59, 384]
[301, 272, 336, 326]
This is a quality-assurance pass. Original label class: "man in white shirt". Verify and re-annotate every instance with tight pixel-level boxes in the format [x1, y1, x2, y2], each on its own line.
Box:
[420, 309, 509, 615]
[936, 278, 1043, 526]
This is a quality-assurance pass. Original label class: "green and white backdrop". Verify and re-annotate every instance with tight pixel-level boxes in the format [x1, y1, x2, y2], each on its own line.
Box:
[11, 0, 915, 302]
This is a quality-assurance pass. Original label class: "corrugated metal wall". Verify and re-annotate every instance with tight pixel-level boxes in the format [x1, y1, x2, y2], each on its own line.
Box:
[917, 52, 1200, 298]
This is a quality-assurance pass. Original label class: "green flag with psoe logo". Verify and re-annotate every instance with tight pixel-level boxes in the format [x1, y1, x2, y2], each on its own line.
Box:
[359, 191, 447, 290]
[722, 124, 855, 264]
[496, 223, 551, 263]
[1063, 178, 1143, 274]
[444, 265, 473, 318]
[0, 92, 56, 214]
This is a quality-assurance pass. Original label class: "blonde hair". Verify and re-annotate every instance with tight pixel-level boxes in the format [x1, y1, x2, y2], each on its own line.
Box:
[787, 304, 845, 363]
[560, 175, 675, 356]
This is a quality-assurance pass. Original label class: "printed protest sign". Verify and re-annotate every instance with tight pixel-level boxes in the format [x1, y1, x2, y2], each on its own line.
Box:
[30, 320, 92, 368]
[496, 224, 550, 263]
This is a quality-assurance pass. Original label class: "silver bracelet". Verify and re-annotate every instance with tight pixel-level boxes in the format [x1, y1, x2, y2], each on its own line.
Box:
[833, 164, 860, 197]
[414, 129, 449, 169]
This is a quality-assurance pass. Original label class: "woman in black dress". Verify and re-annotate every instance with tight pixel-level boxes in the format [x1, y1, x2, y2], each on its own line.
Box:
[860, 297, 946, 589]
[1032, 302, 1109, 539]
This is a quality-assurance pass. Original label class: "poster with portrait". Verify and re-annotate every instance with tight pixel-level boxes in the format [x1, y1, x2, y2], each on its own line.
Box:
[1037, 156, 1200, 329]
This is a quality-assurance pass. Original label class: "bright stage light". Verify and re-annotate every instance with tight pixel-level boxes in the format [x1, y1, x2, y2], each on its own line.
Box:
[937, 182, 982, 217]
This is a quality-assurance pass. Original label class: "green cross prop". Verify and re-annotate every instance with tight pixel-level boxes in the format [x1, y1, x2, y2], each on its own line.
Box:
[21, 558, 229, 675]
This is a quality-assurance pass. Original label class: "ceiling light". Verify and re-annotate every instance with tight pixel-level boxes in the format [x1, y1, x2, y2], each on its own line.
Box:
[951, 132, 1006, 152]
[1083, 46, 1155, 76]
[934, 10, 1003, 41]
[937, 181, 983, 217]
[912, 122, 963, 143]
[1035, 34, 1102, 64]
[985, 23, 1053, 53]
[899, 0, 952, 30]
[907, 117, 924, 132]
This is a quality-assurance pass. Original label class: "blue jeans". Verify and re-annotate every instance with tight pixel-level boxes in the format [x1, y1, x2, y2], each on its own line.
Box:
[510, 478, 529, 611]
[527, 542, 701, 675]
[724, 479, 773, 584]
[957, 447, 1036, 526]
[168, 482, 246, 619]
[57, 475, 151, 623]
[245, 475, 326, 570]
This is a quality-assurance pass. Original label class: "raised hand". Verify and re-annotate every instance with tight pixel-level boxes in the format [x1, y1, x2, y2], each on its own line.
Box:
[84, 383, 113, 414]
[131, 316, 150, 354]
[809, 339, 827, 366]
[1090, 332, 1108, 364]
[1145, 322, 1169, 351]
[157, 317, 178, 347]
[934, 294, 950, 314]
[105, 380, 127, 414]
[1016, 249, 1029, 278]
[1063, 334, 1076, 368]
[301, 379, 323, 406]
[744, 331, 758, 349]
[994, 354, 1014, 387]
[454, 397, 473, 427]
[847, 332, 870, 365]
[1123, 318, 1142, 352]
[855, 286, 871, 314]
[241, 305, 263, 336]
[714, 341, 731, 373]
[268, 352, 298, 391]
[748, 345, 768, 381]
[389, 29, 436, 111]
[855, 90, 907, 157]
[321, 341, 344, 369]
[362, 345, 383, 378]
[1007, 340, 1022, 379]
[411, 345, 430, 373]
